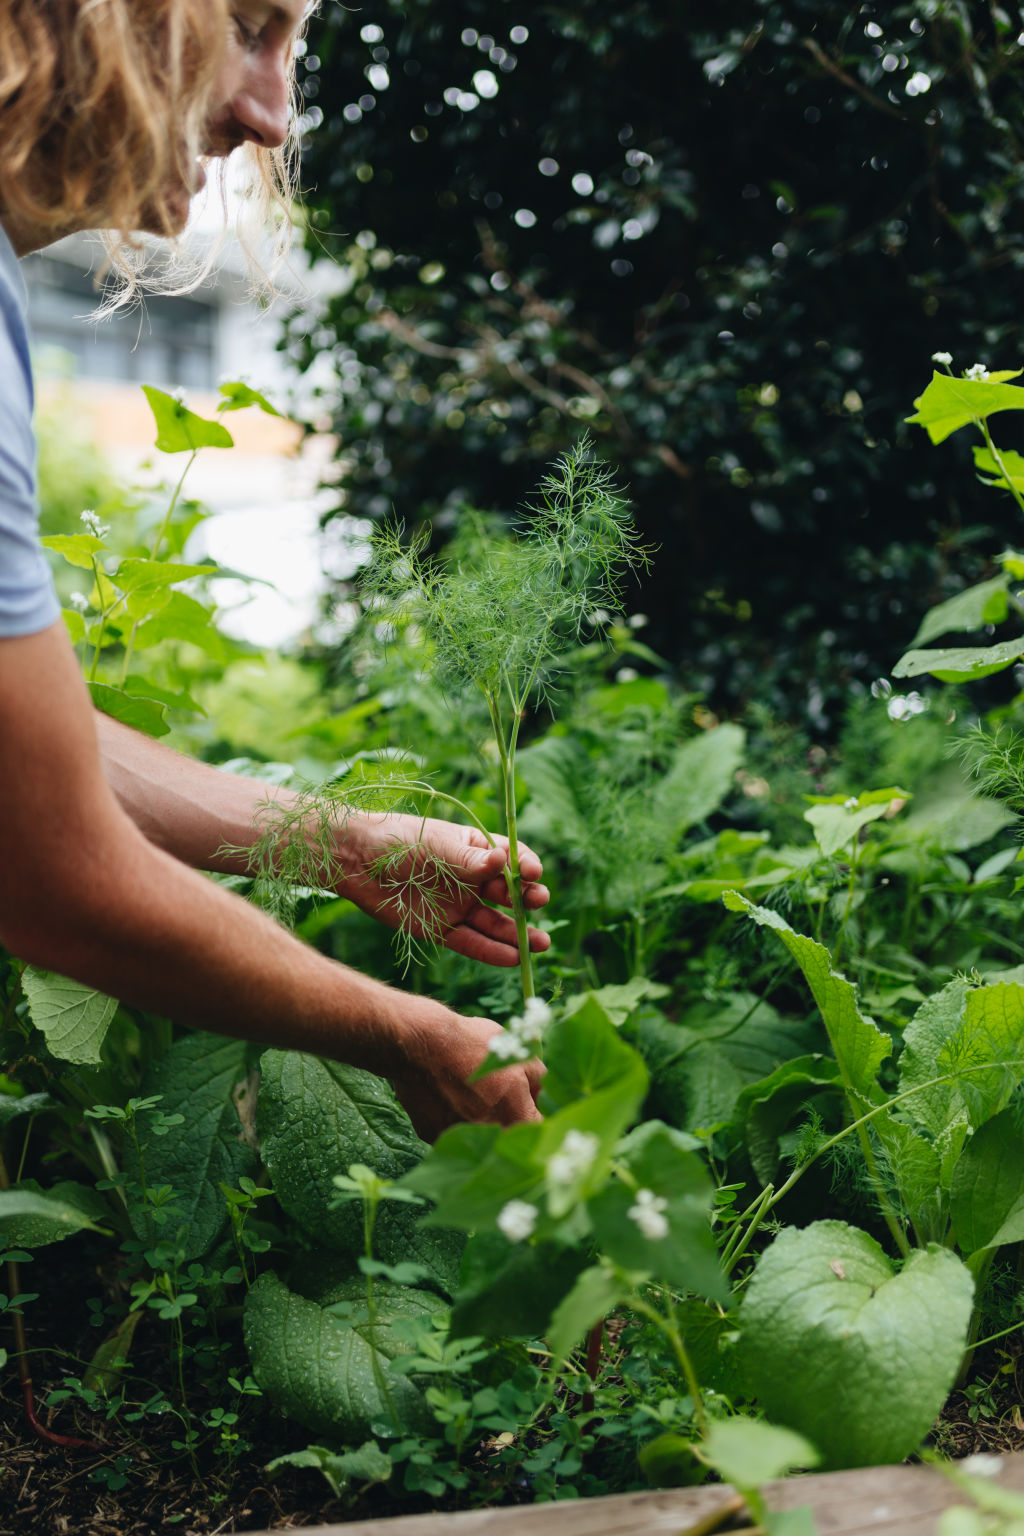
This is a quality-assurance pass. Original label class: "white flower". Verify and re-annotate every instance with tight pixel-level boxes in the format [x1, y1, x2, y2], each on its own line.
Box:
[965, 363, 990, 382]
[172, 387, 189, 406]
[843, 797, 858, 809]
[488, 1030, 530, 1062]
[931, 351, 952, 366]
[68, 592, 90, 614]
[547, 1129, 600, 1187]
[516, 996, 552, 1045]
[628, 1188, 670, 1241]
[496, 1199, 538, 1243]
[79, 510, 109, 539]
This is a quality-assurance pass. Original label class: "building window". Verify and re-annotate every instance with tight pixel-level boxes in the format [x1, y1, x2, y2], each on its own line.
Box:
[23, 254, 217, 389]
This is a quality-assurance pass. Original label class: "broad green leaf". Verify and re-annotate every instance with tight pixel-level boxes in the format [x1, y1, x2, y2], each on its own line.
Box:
[739, 1221, 973, 1468]
[889, 767, 1015, 854]
[909, 573, 1010, 647]
[0, 1182, 108, 1247]
[122, 676, 203, 714]
[586, 1121, 727, 1301]
[41, 533, 105, 568]
[734, 1056, 844, 1184]
[114, 558, 216, 594]
[642, 995, 820, 1138]
[132, 590, 224, 657]
[539, 997, 649, 1125]
[22, 969, 118, 1064]
[88, 682, 170, 739]
[244, 1270, 443, 1438]
[651, 723, 746, 839]
[803, 801, 893, 858]
[977, 444, 1024, 490]
[897, 981, 974, 1182]
[905, 370, 1024, 445]
[406, 1121, 545, 1233]
[805, 786, 911, 808]
[949, 1108, 1024, 1255]
[723, 895, 891, 1099]
[125, 1032, 255, 1260]
[258, 1051, 463, 1294]
[547, 1264, 630, 1361]
[62, 608, 87, 645]
[703, 1417, 819, 1488]
[894, 637, 1024, 682]
[561, 977, 669, 1027]
[450, 1236, 589, 1341]
[142, 385, 234, 452]
[218, 380, 283, 416]
[0, 1091, 52, 1130]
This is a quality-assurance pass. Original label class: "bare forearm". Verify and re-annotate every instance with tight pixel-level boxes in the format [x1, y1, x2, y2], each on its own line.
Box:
[95, 711, 292, 876]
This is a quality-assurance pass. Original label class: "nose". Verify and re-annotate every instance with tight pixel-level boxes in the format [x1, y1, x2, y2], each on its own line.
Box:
[228, 52, 291, 150]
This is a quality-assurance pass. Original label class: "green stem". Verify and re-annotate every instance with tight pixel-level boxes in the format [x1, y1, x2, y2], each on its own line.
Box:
[979, 417, 1024, 520]
[486, 690, 534, 1002]
[630, 1292, 707, 1438]
[720, 1181, 775, 1275]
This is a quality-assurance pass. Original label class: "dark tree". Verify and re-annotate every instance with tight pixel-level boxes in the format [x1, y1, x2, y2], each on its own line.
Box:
[291, 1, 1024, 728]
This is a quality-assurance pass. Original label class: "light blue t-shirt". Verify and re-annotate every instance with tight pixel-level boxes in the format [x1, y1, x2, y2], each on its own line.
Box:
[0, 222, 60, 637]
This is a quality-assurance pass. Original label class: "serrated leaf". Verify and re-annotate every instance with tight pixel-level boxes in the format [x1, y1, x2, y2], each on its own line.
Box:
[893, 637, 1024, 682]
[258, 1052, 463, 1295]
[910, 574, 1010, 647]
[142, 385, 234, 452]
[0, 1183, 108, 1247]
[22, 969, 118, 1064]
[905, 370, 1024, 445]
[739, 1220, 973, 1468]
[244, 1270, 442, 1438]
[125, 1032, 255, 1260]
[88, 682, 171, 739]
[723, 895, 890, 1099]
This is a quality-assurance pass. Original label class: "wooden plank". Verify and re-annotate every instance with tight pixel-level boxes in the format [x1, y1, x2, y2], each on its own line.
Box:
[244, 1453, 1024, 1536]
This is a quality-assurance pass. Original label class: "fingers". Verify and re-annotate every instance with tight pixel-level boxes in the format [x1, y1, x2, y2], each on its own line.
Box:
[479, 875, 550, 910]
[444, 904, 551, 966]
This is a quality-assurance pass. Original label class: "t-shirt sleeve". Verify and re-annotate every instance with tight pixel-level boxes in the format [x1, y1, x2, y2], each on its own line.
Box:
[0, 272, 60, 638]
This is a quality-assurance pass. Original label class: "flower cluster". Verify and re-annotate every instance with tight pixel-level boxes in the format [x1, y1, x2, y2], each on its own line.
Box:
[488, 996, 553, 1062]
[628, 1188, 669, 1240]
[496, 1199, 538, 1243]
[68, 592, 91, 614]
[931, 351, 952, 367]
[547, 1129, 600, 1187]
[965, 363, 990, 382]
[80, 509, 110, 539]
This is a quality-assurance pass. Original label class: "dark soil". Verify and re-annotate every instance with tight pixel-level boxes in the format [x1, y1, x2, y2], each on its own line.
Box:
[4, 1238, 1024, 1536]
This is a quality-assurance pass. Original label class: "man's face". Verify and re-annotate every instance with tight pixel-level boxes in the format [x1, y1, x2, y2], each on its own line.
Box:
[169, 0, 310, 224]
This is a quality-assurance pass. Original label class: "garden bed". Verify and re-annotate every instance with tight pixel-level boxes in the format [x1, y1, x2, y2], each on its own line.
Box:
[237, 1454, 1024, 1536]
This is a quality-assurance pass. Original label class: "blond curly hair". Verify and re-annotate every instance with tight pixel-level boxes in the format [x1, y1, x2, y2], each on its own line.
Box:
[0, 0, 305, 294]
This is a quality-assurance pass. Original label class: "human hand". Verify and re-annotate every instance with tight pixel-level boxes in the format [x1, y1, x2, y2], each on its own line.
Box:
[391, 1007, 544, 1142]
[335, 811, 550, 969]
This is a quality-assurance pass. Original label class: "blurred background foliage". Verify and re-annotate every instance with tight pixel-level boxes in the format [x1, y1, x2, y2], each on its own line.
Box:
[291, 0, 1024, 732]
